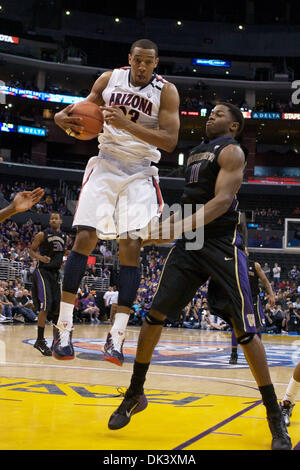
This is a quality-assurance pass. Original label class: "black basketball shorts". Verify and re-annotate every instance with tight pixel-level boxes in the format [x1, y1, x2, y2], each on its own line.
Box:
[151, 234, 256, 335]
[32, 268, 61, 315]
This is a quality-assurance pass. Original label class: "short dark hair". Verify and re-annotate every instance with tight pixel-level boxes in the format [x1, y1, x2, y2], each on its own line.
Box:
[50, 211, 62, 219]
[130, 39, 158, 57]
[218, 102, 245, 136]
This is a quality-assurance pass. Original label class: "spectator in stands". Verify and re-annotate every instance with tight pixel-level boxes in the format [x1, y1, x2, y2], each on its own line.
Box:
[262, 262, 271, 280]
[0, 287, 13, 320]
[81, 283, 90, 297]
[200, 303, 211, 329]
[89, 265, 99, 280]
[264, 304, 279, 334]
[273, 304, 285, 333]
[108, 286, 119, 325]
[99, 242, 107, 258]
[103, 266, 111, 279]
[6, 287, 37, 322]
[272, 263, 281, 289]
[288, 265, 300, 282]
[19, 289, 35, 311]
[103, 246, 113, 263]
[183, 303, 200, 329]
[285, 305, 300, 333]
[128, 298, 143, 326]
[81, 293, 100, 323]
[293, 297, 300, 310]
[103, 286, 115, 322]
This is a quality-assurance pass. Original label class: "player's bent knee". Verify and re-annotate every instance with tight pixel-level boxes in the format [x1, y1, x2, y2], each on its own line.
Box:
[237, 332, 255, 345]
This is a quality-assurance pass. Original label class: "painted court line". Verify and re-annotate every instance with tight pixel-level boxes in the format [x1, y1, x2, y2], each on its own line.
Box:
[172, 400, 262, 450]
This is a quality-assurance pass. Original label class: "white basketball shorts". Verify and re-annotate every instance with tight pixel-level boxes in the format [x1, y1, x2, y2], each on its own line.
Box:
[72, 153, 164, 240]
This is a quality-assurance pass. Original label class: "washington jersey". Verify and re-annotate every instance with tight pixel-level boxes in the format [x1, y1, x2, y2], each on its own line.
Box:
[99, 67, 168, 163]
[181, 136, 244, 238]
[38, 229, 67, 271]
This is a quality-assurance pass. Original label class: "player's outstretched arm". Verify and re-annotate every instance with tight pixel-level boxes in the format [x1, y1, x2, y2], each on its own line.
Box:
[0, 188, 44, 223]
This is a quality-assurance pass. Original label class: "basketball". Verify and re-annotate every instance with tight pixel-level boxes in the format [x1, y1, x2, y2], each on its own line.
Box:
[69, 101, 104, 140]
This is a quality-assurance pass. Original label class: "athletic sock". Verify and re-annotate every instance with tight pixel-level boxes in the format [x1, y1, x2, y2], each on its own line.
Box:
[37, 326, 44, 340]
[259, 384, 281, 416]
[110, 312, 129, 347]
[127, 361, 150, 396]
[57, 301, 74, 328]
[282, 377, 299, 405]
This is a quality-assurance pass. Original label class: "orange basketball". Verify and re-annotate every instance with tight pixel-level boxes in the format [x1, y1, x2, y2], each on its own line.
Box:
[69, 101, 104, 140]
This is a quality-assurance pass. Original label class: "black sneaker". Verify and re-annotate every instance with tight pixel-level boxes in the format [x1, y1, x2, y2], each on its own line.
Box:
[229, 352, 238, 364]
[280, 400, 295, 427]
[103, 332, 124, 366]
[34, 339, 52, 356]
[108, 390, 148, 430]
[52, 322, 74, 360]
[267, 411, 292, 450]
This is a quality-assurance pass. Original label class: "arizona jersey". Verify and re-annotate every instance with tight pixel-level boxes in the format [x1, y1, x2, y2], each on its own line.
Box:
[181, 136, 244, 238]
[38, 229, 67, 271]
[99, 67, 167, 164]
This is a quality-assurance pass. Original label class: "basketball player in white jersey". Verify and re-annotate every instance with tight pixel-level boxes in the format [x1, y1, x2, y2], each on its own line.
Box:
[53, 39, 180, 364]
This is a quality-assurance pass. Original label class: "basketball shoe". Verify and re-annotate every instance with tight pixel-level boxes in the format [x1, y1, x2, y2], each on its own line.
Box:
[52, 321, 74, 360]
[33, 338, 52, 356]
[267, 410, 292, 450]
[108, 390, 148, 430]
[280, 400, 295, 427]
[103, 331, 124, 366]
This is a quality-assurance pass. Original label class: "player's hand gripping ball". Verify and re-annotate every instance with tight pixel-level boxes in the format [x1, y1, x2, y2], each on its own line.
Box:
[68, 101, 104, 140]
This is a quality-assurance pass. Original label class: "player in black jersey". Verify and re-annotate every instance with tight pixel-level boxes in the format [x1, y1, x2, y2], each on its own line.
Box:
[229, 212, 275, 364]
[108, 103, 292, 450]
[30, 212, 68, 356]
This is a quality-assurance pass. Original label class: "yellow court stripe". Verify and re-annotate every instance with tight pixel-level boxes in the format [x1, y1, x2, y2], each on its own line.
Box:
[0, 378, 299, 450]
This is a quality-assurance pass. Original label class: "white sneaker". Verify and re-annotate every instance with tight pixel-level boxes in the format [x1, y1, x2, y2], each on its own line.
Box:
[0, 315, 12, 323]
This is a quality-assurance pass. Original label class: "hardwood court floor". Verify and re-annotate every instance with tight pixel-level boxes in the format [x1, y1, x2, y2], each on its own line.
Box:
[0, 323, 299, 451]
